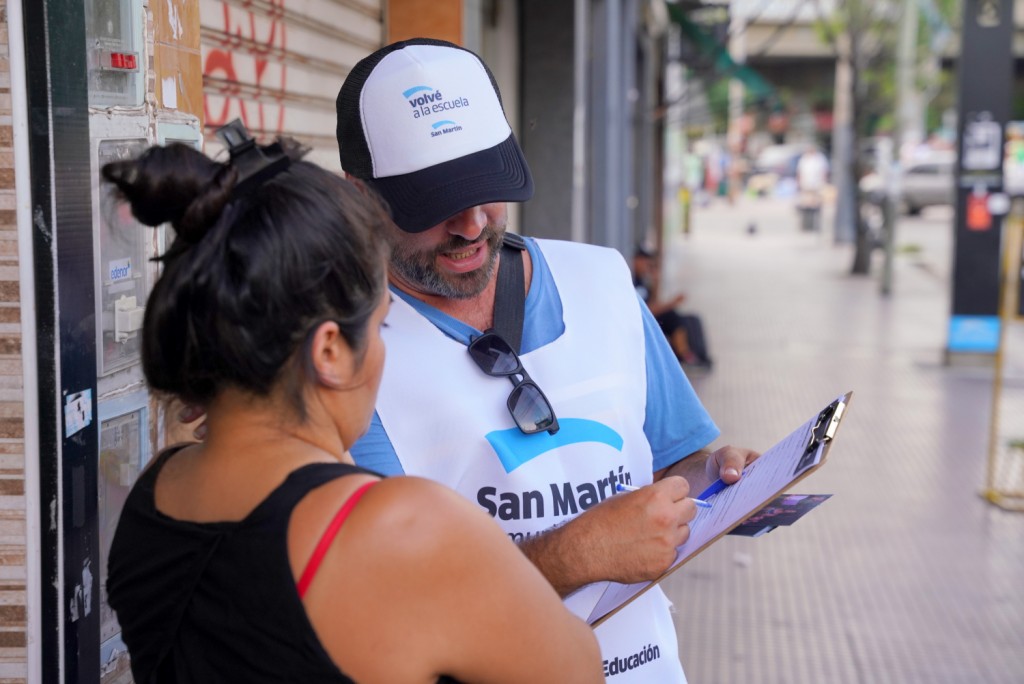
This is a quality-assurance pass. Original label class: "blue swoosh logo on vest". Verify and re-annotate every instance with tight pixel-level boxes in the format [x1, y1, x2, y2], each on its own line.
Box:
[485, 418, 624, 473]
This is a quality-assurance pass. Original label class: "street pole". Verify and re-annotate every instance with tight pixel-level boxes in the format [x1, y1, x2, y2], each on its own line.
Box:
[831, 31, 856, 244]
[981, 198, 1024, 511]
[727, 10, 746, 201]
[896, 0, 922, 147]
[882, 0, 919, 295]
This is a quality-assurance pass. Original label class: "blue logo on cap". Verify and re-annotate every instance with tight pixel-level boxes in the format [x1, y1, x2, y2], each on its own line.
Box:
[403, 85, 471, 122]
[404, 85, 444, 107]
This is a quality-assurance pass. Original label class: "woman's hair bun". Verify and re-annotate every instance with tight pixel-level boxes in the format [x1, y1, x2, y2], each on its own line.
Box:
[110, 137, 390, 411]
[101, 144, 238, 242]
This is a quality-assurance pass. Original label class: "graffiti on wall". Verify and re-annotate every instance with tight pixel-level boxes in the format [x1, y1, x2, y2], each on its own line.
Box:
[203, 0, 288, 134]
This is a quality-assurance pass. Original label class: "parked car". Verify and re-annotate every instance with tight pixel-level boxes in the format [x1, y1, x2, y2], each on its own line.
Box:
[900, 152, 955, 214]
[858, 151, 956, 215]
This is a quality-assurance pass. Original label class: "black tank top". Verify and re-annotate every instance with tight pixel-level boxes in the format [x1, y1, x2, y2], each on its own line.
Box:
[107, 448, 458, 683]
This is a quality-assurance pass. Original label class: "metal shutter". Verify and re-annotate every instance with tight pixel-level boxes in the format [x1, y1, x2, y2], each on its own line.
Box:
[201, 0, 383, 170]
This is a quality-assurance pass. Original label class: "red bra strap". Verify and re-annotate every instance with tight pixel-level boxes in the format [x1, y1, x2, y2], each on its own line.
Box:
[297, 481, 377, 598]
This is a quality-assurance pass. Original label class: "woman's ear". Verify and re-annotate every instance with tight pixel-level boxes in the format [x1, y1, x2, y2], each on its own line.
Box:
[309, 321, 356, 389]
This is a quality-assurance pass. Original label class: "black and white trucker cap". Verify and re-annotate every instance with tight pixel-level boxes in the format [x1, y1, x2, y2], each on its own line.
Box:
[336, 38, 534, 233]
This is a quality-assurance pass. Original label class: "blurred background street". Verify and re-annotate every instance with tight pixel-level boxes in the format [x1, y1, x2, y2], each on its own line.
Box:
[658, 196, 1024, 683]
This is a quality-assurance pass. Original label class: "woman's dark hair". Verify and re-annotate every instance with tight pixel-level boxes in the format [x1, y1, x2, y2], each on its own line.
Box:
[101, 141, 390, 416]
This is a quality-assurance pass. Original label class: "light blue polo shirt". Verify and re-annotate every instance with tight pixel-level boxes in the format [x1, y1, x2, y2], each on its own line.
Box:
[351, 238, 719, 474]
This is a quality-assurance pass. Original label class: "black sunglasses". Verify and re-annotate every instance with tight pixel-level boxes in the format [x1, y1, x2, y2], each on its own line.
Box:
[467, 332, 560, 435]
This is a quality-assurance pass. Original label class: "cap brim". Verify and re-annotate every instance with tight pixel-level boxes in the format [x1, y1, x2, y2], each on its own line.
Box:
[365, 133, 533, 233]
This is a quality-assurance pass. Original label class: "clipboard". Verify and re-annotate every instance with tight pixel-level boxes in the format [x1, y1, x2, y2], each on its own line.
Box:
[588, 391, 852, 627]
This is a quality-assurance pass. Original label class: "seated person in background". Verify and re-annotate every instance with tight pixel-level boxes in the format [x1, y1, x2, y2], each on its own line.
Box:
[103, 135, 603, 683]
[633, 247, 713, 369]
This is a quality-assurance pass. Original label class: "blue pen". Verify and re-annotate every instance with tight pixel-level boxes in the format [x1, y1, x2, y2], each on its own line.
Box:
[697, 479, 728, 500]
[616, 483, 712, 508]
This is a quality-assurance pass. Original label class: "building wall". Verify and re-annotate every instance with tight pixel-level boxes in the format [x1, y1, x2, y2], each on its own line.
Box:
[155, 0, 204, 120]
[520, 0, 577, 241]
[0, 1, 28, 679]
[200, 0, 384, 170]
[388, 0, 461, 44]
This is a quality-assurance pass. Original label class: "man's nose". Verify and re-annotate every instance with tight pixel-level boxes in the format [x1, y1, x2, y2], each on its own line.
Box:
[445, 206, 487, 241]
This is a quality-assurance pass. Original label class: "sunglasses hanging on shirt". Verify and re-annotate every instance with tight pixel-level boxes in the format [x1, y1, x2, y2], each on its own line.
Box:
[467, 233, 559, 435]
[468, 331, 560, 435]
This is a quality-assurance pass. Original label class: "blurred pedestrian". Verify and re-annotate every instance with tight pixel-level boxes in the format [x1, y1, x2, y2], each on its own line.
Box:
[683, 145, 706, 206]
[796, 145, 828, 231]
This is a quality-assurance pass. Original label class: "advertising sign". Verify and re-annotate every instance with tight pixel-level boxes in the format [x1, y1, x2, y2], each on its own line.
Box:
[948, 0, 1014, 355]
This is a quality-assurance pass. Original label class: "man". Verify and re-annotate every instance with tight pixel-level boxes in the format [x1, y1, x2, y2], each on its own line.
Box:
[632, 246, 712, 369]
[337, 38, 758, 683]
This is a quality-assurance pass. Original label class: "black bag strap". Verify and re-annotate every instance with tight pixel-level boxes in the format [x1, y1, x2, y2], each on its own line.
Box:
[491, 232, 527, 354]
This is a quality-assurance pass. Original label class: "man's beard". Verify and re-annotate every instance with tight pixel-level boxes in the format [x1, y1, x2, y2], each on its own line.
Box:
[388, 223, 506, 300]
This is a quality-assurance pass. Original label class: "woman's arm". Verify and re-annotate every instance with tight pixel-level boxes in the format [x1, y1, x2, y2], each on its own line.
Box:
[292, 476, 603, 684]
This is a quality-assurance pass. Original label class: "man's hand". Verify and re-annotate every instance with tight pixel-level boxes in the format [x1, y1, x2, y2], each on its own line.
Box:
[645, 292, 686, 317]
[655, 445, 761, 497]
[518, 476, 697, 596]
[703, 444, 760, 485]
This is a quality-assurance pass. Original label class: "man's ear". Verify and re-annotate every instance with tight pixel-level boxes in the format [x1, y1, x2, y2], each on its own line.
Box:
[344, 175, 384, 202]
[309, 321, 355, 389]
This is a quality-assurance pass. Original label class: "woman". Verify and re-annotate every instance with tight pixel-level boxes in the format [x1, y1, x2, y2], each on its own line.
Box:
[104, 137, 602, 683]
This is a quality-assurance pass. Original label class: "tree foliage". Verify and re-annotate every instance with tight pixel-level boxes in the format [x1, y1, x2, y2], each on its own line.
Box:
[812, 0, 903, 273]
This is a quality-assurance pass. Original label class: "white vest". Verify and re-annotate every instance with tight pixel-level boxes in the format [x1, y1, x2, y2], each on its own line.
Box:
[377, 239, 686, 683]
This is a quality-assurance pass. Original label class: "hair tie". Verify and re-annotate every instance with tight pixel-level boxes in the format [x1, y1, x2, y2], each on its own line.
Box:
[216, 119, 292, 198]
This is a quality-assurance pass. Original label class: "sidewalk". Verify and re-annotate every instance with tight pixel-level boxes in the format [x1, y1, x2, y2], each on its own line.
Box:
[660, 197, 1024, 684]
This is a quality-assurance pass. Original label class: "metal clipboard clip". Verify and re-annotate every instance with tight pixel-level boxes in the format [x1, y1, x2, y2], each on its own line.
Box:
[810, 398, 845, 451]
[794, 397, 847, 476]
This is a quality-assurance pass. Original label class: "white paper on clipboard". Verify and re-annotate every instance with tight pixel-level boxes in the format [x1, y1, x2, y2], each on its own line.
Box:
[587, 391, 852, 626]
